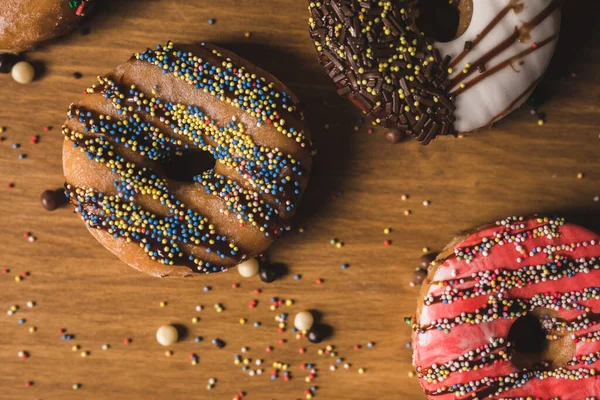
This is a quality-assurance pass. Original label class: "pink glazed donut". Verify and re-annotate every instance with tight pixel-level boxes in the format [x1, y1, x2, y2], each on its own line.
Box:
[411, 216, 600, 399]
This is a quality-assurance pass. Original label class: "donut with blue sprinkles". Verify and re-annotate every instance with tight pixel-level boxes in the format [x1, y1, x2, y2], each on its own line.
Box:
[62, 41, 313, 277]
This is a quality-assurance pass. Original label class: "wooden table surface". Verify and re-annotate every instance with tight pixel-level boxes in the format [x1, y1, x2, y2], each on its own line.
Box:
[1, 1, 599, 399]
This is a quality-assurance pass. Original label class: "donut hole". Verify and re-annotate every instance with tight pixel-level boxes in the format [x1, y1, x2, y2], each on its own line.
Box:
[163, 151, 215, 182]
[415, 0, 473, 43]
[507, 311, 576, 370]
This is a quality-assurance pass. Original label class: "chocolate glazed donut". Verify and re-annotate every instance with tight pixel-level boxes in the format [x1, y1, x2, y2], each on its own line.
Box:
[62, 42, 313, 277]
[0, 0, 94, 53]
[308, 0, 561, 144]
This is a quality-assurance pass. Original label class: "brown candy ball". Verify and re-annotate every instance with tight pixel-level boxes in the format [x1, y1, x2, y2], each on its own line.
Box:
[412, 268, 428, 285]
[40, 189, 67, 211]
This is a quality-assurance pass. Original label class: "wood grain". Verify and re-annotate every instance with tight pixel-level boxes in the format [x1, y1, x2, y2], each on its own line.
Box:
[0, 1, 599, 399]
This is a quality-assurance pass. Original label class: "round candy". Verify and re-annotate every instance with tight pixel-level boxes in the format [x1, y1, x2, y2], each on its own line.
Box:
[259, 266, 277, 283]
[237, 258, 259, 278]
[11, 61, 35, 84]
[307, 326, 325, 344]
[294, 311, 314, 331]
[419, 253, 438, 269]
[40, 188, 67, 211]
[156, 325, 178, 346]
[412, 268, 428, 285]
[384, 129, 403, 144]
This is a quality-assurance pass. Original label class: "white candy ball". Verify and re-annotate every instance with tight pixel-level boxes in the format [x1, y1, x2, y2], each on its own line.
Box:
[237, 258, 259, 278]
[11, 61, 35, 84]
[156, 325, 178, 346]
[294, 311, 314, 331]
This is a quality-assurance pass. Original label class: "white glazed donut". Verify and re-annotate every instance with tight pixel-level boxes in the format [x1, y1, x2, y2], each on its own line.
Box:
[436, 0, 561, 132]
[308, 0, 561, 144]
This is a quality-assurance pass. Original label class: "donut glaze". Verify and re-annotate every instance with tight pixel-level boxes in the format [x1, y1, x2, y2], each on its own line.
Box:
[308, 0, 561, 144]
[0, 0, 94, 53]
[437, 0, 561, 132]
[62, 42, 312, 277]
[412, 216, 600, 399]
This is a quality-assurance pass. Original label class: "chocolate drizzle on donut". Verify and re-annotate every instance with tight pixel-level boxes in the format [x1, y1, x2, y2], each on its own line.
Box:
[308, 0, 560, 143]
[412, 216, 600, 398]
[450, 33, 558, 97]
[62, 42, 311, 274]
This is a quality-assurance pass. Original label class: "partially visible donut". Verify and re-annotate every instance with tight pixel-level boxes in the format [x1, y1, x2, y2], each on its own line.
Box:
[308, 0, 561, 144]
[0, 0, 94, 53]
[411, 216, 600, 399]
[62, 41, 313, 277]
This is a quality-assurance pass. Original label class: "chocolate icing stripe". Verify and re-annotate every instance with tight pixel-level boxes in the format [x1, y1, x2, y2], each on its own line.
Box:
[575, 329, 600, 344]
[486, 76, 542, 126]
[426, 366, 599, 398]
[416, 295, 529, 333]
[134, 42, 311, 149]
[451, 217, 564, 264]
[65, 105, 187, 162]
[196, 42, 308, 134]
[451, 34, 559, 97]
[417, 338, 511, 382]
[65, 185, 242, 273]
[64, 126, 173, 200]
[566, 350, 600, 367]
[420, 286, 600, 334]
[197, 170, 287, 234]
[449, 0, 560, 89]
[424, 257, 600, 306]
[449, 27, 522, 90]
[448, 0, 524, 69]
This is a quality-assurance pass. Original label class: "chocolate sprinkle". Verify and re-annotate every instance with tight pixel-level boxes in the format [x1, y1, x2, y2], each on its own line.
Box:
[309, 0, 458, 144]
